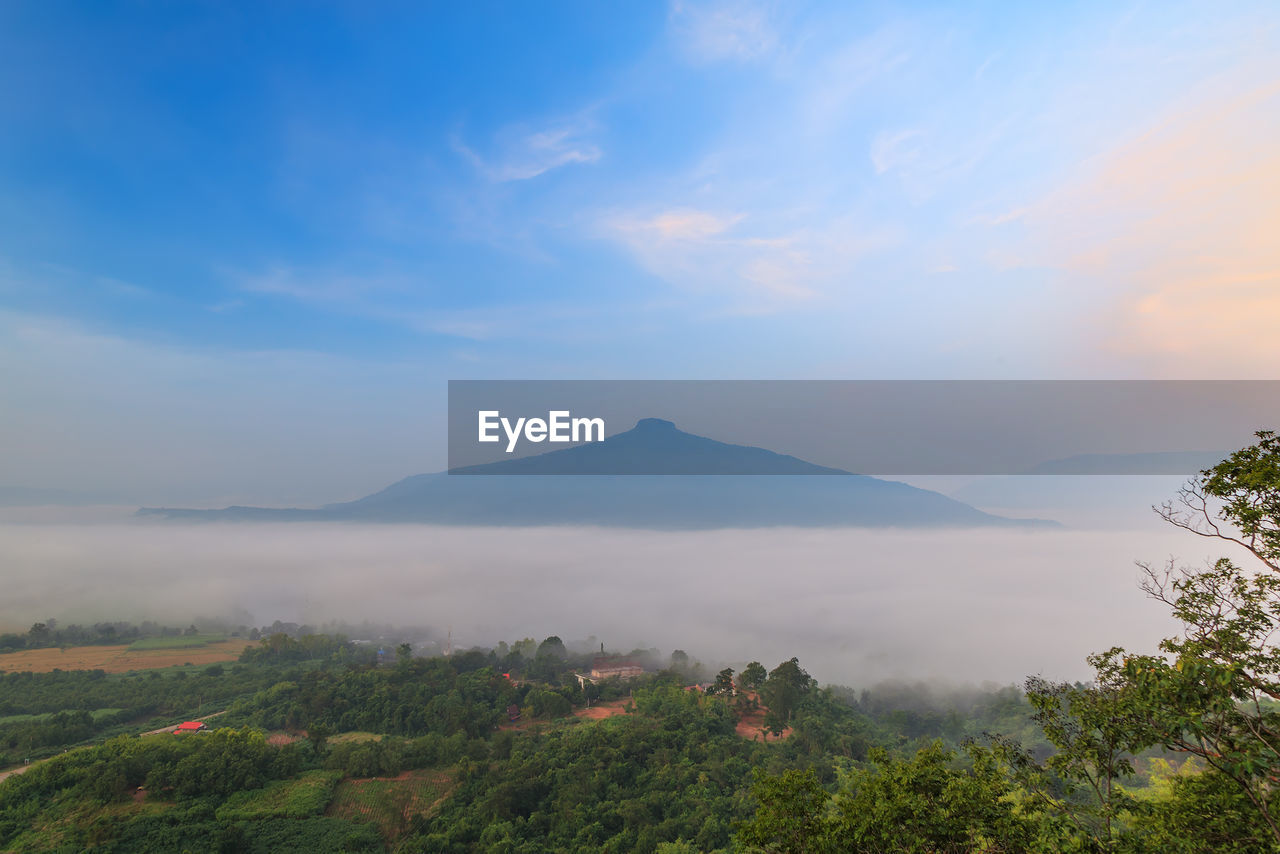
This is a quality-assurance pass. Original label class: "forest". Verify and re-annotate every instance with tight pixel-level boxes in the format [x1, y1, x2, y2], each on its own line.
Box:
[1, 431, 1279, 852]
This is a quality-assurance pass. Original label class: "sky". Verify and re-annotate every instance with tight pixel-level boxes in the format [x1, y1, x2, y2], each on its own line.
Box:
[2, 1, 1279, 502]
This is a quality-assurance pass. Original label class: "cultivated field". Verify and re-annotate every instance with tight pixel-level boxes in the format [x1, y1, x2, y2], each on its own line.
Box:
[0, 639, 253, 673]
[215, 770, 343, 820]
[127, 634, 225, 651]
[327, 768, 455, 841]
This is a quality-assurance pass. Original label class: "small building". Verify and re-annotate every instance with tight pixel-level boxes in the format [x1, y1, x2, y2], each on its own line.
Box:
[589, 656, 645, 681]
[174, 721, 207, 733]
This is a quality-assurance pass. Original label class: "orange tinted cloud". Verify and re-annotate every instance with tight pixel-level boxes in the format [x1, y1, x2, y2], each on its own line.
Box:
[1023, 73, 1280, 375]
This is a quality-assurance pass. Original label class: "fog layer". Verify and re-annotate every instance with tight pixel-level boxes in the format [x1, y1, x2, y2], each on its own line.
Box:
[0, 520, 1217, 685]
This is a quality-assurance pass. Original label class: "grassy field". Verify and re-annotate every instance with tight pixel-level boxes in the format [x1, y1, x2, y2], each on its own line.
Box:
[126, 634, 224, 651]
[328, 731, 384, 744]
[327, 768, 455, 841]
[215, 770, 343, 820]
[0, 640, 252, 673]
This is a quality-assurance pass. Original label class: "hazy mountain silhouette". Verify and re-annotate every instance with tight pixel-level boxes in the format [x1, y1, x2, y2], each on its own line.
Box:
[140, 418, 1052, 528]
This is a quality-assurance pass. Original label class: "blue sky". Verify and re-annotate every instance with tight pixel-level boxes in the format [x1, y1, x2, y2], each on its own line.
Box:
[2, 1, 1278, 501]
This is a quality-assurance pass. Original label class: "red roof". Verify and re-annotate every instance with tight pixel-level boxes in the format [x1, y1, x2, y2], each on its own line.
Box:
[175, 721, 205, 731]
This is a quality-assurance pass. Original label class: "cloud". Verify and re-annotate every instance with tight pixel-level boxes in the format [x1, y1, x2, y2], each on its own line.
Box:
[453, 119, 602, 182]
[237, 265, 407, 303]
[616, 208, 744, 241]
[606, 207, 821, 304]
[1016, 73, 1280, 374]
[669, 0, 780, 64]
[603, 201, 898, 311]
[869, 129, 921, 175]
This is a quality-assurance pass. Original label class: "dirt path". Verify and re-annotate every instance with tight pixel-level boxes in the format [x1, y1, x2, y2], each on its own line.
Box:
[0, 763, 33, 784]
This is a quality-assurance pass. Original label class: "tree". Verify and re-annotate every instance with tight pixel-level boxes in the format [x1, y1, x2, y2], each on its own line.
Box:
[989, 676, 1148, 848]
[1127, 759, 1280, 853]
[738, 744, 1033, 853]
[307, 721, 332, 755]
[708, 667, 735, 696]
[762, 657, 812, 723]
[1158, 430, 1280, 570]
[736, 768, 831, 854]
[829, 742, 1034, 853]
[396, 642, 413, 664]
[535, 636, 567, 661]
[670, 649, 689, 670]
[1077, 431, 1280, 844]
[739, 661, 767, 690]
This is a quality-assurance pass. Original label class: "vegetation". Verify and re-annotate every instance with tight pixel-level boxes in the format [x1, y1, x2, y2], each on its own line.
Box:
[127, 634, 225, 651]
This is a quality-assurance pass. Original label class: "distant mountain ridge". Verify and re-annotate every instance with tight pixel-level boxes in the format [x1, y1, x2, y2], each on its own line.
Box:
[139, 419, 1054, 529]
[450, 417, 849, 475]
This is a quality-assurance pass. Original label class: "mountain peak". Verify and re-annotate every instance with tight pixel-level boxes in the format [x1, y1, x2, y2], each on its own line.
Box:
[633, 417, 677, 432]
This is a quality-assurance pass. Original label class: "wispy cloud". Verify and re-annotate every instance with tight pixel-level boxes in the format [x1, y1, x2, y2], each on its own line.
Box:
[869, 129, 921, 175]
[453, 118, 602, 182]
[669, 0, 780, 64]
[604, 206, 895, 309]
[614, 208, 744, 241]
[238, 265, 387, 303]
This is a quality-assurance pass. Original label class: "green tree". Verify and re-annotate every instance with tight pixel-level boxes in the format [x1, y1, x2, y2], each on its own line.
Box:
[27, 623, 49, 647]
[990, 676, 1147, 849]
[830, 742, 1034, 853]
[535, 635, 567, 661]
[1128, 759, 1280, 853]
[1072, 431, 1280, 844]
[736, 767, 831, 854]
[307, 721, 332, 755]
[762, 657, 812, 723]
[739, 661, 767, 690]
[709, 667, 735, 696]
[737, 743, 1034, 853]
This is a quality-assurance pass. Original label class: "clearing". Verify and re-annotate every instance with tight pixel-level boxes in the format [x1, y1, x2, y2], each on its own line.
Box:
[735, 692, 793, 741]
[574, 698, 631, 721]
[0, 639, 253, 673]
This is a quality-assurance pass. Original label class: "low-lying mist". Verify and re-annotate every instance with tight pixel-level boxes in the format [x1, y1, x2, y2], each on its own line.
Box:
[0, 518, 1219, 686]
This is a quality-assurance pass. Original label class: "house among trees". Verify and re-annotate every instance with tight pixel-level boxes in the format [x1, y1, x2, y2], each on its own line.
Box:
[589, 655, 645, 680]
[174, 721, 207, 733]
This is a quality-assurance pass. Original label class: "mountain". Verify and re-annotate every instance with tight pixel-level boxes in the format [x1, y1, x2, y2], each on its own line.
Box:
[139, 418, 1053, 529]
[450, 417, 849, 475]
